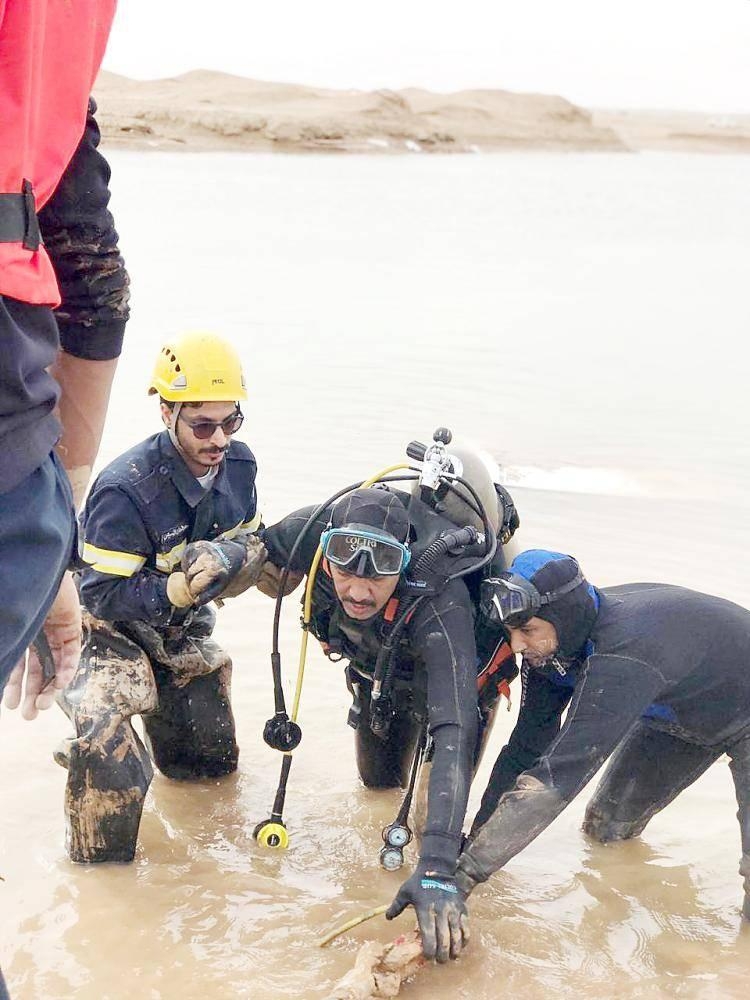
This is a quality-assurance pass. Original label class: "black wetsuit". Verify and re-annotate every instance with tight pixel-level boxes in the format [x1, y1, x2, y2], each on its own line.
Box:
[263, 502, 485, 873]
[459, 583, 750, 891]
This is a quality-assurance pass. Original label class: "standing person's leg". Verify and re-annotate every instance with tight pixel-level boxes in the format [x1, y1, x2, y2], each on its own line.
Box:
[583, 720, 720, 841]
[726, 734, 750, 919]
[0, 453, 75, 692]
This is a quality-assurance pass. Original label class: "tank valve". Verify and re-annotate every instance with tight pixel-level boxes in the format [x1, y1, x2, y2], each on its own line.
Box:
[419, 426, 454, 494]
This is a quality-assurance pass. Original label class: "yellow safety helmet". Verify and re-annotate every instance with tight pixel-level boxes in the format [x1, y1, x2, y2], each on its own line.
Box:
[148, 331, 247, 402]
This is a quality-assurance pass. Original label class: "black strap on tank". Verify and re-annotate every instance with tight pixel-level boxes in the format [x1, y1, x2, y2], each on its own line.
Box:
[0, 180, 42, 250]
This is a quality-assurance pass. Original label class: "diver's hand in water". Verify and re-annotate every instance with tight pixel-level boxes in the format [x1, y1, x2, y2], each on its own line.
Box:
[2, 572, 81, 720]
[385, 865, 469, 963]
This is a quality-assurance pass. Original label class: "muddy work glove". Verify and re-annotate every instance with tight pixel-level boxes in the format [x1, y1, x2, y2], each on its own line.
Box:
[166, 571, 194, 608]
[385, 864, 469, 963]
[214, 532, 268, 598]
[180, 539, 246, 606]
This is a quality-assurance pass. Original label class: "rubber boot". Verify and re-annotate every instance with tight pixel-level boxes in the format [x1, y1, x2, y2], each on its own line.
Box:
[60, 615, 158, 863]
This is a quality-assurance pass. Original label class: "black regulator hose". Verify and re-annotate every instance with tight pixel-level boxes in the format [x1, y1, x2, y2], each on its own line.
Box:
[414, 524, 481, 577]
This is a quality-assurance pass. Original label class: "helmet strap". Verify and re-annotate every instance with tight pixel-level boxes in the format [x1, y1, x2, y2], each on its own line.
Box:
[167, 401, 183, 453]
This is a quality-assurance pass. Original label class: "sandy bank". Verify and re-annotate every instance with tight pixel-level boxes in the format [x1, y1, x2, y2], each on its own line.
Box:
[93, 70, 625, 153]
[592, 108, 750, 153]
[92, 71, 750, 154]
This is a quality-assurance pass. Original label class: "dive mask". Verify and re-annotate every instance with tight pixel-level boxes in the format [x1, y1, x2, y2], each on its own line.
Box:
[320, 524, 411, 578]
[480, 568, 584, 628]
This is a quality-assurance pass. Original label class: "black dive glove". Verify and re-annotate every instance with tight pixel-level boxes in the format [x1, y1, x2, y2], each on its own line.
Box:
[181, 539, 246, 606]
[385, 864, 469, 963]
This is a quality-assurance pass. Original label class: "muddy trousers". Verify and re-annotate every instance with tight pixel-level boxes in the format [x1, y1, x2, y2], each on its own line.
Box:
[58, 613, 237, 863]
[582, 721, 750, 918]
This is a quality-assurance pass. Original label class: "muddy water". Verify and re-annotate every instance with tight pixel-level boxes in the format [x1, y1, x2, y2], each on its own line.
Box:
[1, 152, 749, 999]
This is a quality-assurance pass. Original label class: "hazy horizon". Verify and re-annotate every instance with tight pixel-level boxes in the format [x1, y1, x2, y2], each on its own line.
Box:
[103, 0, 750, 116]
[96, 66, 749, 119]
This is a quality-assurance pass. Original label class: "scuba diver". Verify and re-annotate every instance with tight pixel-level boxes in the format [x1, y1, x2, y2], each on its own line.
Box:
[56, 331, 267, 863]
[259, 455, 520, 964]
[455, 549, 750, 924]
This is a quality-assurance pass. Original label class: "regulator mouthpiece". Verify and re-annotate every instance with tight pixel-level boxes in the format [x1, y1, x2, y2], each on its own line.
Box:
[263, 714, 302, 752]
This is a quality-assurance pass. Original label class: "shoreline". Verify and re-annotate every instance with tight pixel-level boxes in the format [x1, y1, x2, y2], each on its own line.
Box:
[93, 70, 750, 155]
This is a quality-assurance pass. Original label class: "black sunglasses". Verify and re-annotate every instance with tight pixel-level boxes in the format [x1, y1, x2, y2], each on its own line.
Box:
[181, 410, 244, 440]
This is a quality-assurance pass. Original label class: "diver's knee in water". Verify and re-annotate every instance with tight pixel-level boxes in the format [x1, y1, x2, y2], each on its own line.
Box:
[582, 801, 643, 843]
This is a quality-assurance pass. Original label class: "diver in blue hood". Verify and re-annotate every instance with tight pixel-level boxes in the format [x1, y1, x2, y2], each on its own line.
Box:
[456, 549, 750, 923]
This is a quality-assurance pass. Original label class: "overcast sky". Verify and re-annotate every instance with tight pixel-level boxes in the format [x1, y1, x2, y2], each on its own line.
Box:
[103, 0, 750, 113]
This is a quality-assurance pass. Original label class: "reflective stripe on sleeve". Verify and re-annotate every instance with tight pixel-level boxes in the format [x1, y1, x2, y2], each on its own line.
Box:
[155, 539, 186, 573]
[220, 511, 262, 540]
[242, 510, 262, 532]
[82, 543, 147, 578]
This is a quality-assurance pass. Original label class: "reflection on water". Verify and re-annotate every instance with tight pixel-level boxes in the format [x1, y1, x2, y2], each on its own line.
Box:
[2, 151, 750, 998]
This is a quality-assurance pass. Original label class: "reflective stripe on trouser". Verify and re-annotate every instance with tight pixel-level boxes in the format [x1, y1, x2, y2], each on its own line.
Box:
[59, 610, 237, 863]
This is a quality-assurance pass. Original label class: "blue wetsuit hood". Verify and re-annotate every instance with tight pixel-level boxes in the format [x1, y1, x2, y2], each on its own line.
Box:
[510, 549, 599, 659]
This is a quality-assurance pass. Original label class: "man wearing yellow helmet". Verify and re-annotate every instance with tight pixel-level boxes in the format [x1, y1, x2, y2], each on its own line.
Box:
[56, 331, 267, 863]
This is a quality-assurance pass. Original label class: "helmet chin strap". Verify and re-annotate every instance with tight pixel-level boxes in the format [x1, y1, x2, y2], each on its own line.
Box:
[167, 401, 184, 454]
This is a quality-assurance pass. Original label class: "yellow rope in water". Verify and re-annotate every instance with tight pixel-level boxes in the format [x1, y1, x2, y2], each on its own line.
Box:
[318, 904, 390, 947]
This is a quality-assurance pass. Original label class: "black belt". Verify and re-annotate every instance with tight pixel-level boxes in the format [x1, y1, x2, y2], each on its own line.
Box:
[0, 180, 41, 250]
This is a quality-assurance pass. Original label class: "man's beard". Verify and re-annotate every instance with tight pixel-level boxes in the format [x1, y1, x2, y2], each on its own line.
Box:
[524, 650, 571, 676]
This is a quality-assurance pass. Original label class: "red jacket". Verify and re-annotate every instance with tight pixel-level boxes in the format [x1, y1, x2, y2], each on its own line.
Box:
[0, 0, 117, 305]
